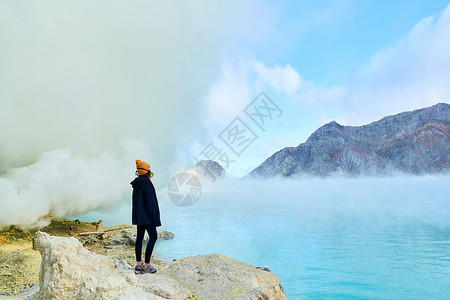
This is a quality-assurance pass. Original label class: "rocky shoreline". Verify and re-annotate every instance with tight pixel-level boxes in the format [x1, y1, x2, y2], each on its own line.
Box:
[0, 219, 172, 296]
[0, 219, 286, 299]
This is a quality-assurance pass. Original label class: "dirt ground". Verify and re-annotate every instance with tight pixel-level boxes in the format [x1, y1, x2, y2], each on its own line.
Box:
[0, 241, 40, 295]
[0, 218, 166, 296]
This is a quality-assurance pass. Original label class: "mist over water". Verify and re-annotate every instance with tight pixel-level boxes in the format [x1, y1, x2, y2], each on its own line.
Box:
[74, 175, 450, 299]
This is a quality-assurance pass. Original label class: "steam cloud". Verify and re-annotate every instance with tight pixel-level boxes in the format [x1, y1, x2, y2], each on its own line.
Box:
[0, 148, 130, 228]
[0, 1, 261, 228]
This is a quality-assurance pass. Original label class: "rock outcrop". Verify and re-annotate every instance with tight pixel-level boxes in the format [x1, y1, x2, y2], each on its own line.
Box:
[158, 254, 285, 299]
[30, 232, 286, 299]
[248, 103, 450, 178]
[100, 228, 174, 247]
[193, 160, 226, 182]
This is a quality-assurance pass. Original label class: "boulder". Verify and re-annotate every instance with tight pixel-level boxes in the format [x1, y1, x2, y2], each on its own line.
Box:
[193, 160, 226, 182]
[31, 231, 286, 299]
[159, 254, 286, 299]
[31, 231, 185, 299]
[102, 228, 174, 247]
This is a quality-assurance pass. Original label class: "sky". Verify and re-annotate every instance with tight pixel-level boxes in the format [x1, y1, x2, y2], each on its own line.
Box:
[198, 0, 450, 177]
[0, 0, 449, 227]
[250, 0, 450, 85]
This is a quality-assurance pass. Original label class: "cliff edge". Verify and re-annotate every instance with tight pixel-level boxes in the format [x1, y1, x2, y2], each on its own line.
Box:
[27, 231, 285, 300]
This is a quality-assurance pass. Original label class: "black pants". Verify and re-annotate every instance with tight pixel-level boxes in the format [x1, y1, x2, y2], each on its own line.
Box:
[135, 224, 158, 263]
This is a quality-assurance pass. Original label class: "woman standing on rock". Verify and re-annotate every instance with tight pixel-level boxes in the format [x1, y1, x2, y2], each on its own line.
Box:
[131, 159, 161, 274]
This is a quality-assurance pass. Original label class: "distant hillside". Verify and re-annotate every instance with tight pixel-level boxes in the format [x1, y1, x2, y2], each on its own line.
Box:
[193, 160, 225, 181]
[247, 103, 450, 178]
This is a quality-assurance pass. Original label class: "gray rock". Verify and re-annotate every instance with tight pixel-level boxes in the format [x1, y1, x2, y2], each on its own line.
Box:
[247, 103, 450, 178]
[158, 254, 286, 299]
[256, 265, 272, 272]
[103, 228, 174, 247]
[3, 282, 39, 300]
[113, 260, 132, 270]
[157, 230, 175, 240]
[193, 160, 226, 182]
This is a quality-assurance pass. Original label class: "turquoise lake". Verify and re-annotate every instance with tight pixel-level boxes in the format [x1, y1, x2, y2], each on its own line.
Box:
[76, 176, 450, 299]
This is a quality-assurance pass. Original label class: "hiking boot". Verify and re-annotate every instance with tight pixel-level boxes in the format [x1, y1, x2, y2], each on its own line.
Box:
[134, 264, 144, 274]
[143, 264, 157, 274]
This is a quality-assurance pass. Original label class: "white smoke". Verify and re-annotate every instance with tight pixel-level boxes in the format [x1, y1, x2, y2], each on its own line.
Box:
[0, 1, 270, 228]
[0, 139, 151, 228]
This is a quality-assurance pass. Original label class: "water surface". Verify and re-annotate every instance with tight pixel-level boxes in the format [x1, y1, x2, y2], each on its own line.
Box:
[75, 176, 450, 299]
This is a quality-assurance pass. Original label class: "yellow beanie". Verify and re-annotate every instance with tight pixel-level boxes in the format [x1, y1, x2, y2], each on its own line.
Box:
[136, 159, 150, 175]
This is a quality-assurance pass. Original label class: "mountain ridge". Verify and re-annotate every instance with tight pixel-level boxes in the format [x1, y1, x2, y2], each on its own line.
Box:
[246, 103, 450, 179]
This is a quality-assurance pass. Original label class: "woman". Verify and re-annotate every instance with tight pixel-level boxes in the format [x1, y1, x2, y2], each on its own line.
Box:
[131, 159, 161, 274]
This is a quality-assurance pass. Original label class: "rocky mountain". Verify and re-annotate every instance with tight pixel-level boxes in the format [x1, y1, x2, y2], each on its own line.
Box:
[192, 159, 226, 182]
[247, 103, 450, 178]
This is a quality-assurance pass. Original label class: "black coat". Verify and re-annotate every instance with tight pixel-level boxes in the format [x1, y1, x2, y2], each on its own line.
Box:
[130, 175, 161, 226]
